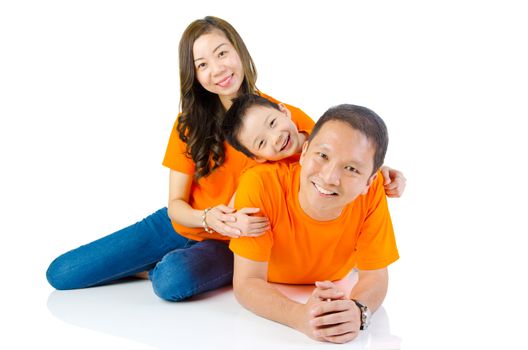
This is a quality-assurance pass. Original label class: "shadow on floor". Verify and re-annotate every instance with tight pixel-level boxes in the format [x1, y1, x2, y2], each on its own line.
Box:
[47, 274, 401, 349]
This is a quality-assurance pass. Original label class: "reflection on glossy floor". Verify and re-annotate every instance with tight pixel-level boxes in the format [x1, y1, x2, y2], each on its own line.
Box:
[47, 272, 401, 349]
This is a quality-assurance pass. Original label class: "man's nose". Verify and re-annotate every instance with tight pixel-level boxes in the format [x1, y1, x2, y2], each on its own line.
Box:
[321, 163, 341, 186]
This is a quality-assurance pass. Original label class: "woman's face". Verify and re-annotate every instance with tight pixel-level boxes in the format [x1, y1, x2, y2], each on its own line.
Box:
[193, 29, 244, 107]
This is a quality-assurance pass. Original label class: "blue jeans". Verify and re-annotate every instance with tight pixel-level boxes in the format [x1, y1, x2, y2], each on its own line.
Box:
[46, 208, 234, 301]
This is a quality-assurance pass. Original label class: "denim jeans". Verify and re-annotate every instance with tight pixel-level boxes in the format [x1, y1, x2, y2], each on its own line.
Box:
[46, 208, 234, 301]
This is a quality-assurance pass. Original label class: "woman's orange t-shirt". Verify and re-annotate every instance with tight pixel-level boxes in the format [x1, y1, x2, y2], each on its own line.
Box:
[162, 94, 314, 242]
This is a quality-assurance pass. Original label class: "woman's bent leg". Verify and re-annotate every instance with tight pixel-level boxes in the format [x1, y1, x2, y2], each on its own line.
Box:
[46, 208, 193, 290]
[150, 239, 233, 301]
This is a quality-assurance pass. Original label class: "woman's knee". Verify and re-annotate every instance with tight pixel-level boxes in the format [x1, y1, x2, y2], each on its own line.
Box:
[150, 253, 196, 302]
[46, 254, 81, 290]
[150, 242, 234, 302]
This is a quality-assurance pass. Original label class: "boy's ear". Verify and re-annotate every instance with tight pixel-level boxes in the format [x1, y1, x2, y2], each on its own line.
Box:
[278, 103, 292, 119]
[361, 172, 378, 195]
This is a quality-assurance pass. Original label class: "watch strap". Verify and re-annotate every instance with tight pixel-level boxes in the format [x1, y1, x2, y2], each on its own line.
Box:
[351, 299, 369, 330]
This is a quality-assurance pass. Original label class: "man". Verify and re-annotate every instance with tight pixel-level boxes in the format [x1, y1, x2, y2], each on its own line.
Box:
[229, 104, 399, 344]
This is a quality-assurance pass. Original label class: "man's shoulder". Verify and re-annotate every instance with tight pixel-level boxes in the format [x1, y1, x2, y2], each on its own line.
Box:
[350, 171, 389, 214]
[238, 162, 296, 202]
[242, 161, 293, 180]
[368, 171, 385, 194]
[236, 163, 296, 215]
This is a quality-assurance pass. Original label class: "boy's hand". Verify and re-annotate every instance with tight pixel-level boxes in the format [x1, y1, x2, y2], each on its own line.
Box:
[381, 166, 406, 198]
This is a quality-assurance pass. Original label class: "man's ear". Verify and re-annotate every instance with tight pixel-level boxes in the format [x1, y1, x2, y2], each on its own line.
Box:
[361, 172, 378, 195]
[278, 103, 292, 119]
[299, 140, 309, 166]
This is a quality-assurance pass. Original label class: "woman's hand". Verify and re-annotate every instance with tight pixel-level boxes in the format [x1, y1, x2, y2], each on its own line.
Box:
[229, 208, 270, 237]
[380, 166, 407, 198]
[204, 205, 270, 238]
[204, 205, 242, 238]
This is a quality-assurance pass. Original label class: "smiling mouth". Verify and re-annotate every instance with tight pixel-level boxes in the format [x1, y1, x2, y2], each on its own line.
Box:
[312, 182, 338, 196]
[216, 74, 233, 87]
[279, 134, 290, 152]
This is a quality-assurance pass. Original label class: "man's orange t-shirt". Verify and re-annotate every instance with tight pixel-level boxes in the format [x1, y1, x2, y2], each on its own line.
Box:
[229, 162, 399, 283]
[162, 94, 314, 242]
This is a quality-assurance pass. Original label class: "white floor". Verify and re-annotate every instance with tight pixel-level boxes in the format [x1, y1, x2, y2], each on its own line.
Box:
[45, 273, 401, 350]
[7, 252, 527, 350]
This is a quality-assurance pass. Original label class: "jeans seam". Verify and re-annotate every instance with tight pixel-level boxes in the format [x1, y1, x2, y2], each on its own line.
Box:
[86, 257, 162, 287]
[90, 240, 194, 287]
[102, 236, 193, 285]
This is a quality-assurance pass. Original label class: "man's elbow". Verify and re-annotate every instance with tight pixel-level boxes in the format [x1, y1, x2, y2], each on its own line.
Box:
[232, 254, 269, 305]
[232, 275, 245, 302]
[232, 274, 264, 308]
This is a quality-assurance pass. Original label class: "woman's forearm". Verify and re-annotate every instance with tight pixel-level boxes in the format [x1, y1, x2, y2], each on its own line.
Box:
[167, 198, 204, 228]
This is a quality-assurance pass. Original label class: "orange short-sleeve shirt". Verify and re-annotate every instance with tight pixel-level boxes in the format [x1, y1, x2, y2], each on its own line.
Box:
[162, 93, 313, 242]
[229, 162, 399, 283]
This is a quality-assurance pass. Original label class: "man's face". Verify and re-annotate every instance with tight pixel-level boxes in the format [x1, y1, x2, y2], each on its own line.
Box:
[298, 120, 377, 220]
[237, 104, 301, 162]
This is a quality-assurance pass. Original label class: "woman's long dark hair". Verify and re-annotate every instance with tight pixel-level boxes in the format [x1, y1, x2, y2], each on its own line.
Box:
[177, 16, 257, 181]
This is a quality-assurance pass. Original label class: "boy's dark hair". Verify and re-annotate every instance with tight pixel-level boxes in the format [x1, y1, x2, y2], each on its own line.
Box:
[308, 104, 389, 175]
[222, 94, 281, 158]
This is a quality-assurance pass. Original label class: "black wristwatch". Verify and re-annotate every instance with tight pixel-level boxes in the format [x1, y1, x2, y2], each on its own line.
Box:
[351, 299, 371, 330]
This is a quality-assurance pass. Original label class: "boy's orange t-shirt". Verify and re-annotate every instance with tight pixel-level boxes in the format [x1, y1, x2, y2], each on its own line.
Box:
[162, 93, 314, 242]
[229, 162, 399, 283]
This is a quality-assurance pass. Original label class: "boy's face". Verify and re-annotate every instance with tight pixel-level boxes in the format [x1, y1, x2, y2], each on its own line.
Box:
[237, 104, 301, 162]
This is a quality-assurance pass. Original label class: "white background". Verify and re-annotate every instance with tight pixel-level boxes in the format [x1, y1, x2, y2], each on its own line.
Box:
[1, 0, 527, 349]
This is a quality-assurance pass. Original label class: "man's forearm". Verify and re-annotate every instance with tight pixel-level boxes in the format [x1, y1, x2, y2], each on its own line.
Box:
[233, 276, 304, 331]
[349, 268, 389, 312]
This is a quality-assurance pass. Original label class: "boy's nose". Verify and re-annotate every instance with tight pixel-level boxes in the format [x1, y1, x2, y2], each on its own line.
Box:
[274, 134, 283, 149]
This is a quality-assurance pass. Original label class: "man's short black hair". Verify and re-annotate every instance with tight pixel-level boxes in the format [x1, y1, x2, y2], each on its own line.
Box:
[222, 94, 281, 158]
[308, 104, 389, 175]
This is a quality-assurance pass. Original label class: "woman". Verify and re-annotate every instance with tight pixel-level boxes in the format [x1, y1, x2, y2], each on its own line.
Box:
[46, 16, 406, 301]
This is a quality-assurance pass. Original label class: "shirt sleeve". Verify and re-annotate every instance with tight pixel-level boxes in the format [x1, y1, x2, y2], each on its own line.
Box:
[354, 173, 400, 270]
[229, 169, 274, 262]
[287, 104, 315, 135]
[162, 119, 195, 175]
